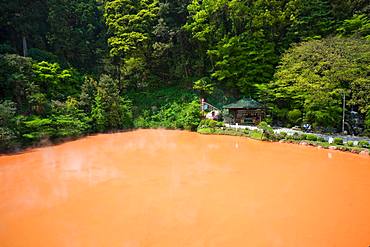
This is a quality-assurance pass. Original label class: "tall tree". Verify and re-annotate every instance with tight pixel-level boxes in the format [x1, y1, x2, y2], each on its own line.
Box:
[0, 0, 48, 56]
[287, 0, 334, 42]
[104, 0, 159, 88]
[47, 0, 105, 71]
[271, 37, 370, 129]
[184, 0, 299, 96]
[0, 54, 34, 112]
[149, 0, 194, 83]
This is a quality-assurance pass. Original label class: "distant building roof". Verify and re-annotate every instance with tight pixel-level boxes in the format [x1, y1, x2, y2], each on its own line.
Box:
[223, 98, 264, 109]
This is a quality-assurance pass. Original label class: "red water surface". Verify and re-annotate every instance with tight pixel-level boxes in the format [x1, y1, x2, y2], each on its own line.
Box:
[0, 129, 369, 247]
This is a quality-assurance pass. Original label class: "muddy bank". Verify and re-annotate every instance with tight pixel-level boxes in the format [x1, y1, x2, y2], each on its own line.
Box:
[0, 129, 369, 246]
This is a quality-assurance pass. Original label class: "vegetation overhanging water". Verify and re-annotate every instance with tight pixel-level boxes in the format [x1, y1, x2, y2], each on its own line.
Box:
[1, 1, 370, 154]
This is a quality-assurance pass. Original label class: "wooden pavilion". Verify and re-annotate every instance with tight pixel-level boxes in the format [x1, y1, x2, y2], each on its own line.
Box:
[223, 98, 265, 125]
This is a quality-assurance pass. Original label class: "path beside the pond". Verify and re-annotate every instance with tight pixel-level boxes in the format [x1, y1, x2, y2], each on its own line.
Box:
[226, 124, 370, 144]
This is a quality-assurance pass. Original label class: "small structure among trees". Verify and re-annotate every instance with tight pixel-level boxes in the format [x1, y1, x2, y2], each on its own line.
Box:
[224, 98, 265, 125]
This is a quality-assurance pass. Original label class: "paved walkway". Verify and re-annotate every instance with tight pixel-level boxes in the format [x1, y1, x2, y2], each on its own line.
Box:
[225, 124, 370, 144]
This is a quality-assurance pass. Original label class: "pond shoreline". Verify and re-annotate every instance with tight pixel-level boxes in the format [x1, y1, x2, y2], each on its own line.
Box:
[197, 127, 370, 156]
[1, 127, 369, 157]
[0, 129, 135, 156]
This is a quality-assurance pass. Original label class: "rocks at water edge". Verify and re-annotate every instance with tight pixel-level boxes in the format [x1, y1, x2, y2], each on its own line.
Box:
[359, 150, 369, 156]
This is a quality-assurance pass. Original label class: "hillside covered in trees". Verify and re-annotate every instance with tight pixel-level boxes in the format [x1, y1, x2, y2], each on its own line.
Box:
[1, 0, 370, 151]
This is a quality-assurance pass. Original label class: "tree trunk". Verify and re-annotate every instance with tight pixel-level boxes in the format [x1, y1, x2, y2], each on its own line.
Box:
[22, 36, 28, 57]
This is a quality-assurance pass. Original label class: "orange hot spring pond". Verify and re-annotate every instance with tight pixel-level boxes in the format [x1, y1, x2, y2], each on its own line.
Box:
[0, 129, 369, 247]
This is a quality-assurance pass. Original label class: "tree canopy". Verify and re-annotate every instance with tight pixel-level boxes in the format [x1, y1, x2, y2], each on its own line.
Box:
[1, 0, 370, 151]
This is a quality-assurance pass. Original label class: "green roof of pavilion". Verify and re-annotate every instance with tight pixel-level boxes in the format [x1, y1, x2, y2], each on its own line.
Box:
[223, 98, 263, 109]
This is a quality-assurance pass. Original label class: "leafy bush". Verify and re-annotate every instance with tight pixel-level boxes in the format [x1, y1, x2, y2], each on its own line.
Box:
[317, 137, 326, 142]
[134, 110, 151, 128]
[258, 121, 273, 132]
[151, 102, 183, 129]
[193, 77, 215, 96]
[300, 134, 307, 140]
[197, 127, 215, 134]
[0, 100, 16, 126]
[306, 134, 318, 141]
[333, 138, 343, 145]
[176, 100, 201, 130]
[135, 99, 201, 131]
[249, 130, 263, 139]
[0, 127, 18, 151]
[243, 128, 250, 135]
[346, 141, 354, 147]
[32, 61, 83, 101]
[51, 115, 90, 138]
[119, 98, 134, 128]
[90, 75, 133, 131]
[0, 54, 34, 112]
[129, 86, 197, 114]
[258, 121, 274, 140]
[287, 133, 297, 140]
[273, 37, 370, 130]
[336, 146, 351, 152]
[198, 119, 224, 129]
[337, 14, 370, 37]
[288, 132, 306, 141]
[358, 140, 369, 148]
[19, 113, 90, 143]
[0, 100, 19, 151]
[279, 131, 288, 138]
[287, 109, 302, 125]
[21, 117, 54, 141]
[130, 86, 200, 131]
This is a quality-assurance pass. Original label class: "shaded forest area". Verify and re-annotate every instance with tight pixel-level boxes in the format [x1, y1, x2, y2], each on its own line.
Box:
[1, 0, 370, 151]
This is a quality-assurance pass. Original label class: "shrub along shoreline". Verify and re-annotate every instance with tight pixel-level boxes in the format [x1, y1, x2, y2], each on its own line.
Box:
[1, 125, 369, 156]
[197, 120, 370, 156]
[2, 100, 369, 156]
[0, 85, 201, 154]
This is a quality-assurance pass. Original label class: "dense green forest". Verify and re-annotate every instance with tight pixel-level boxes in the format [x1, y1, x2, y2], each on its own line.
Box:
[1, 0, 370, 151]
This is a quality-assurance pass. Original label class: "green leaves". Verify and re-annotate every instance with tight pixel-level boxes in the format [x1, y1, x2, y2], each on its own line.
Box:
[338, 14, 370, 39]
[193, 77, 215, 95]
[271, 36, 370, 129]
[135, 100, 201, 130]
[184, 0, 299, 96]
[90, 75, 133, 131]
[47, 0, 104, 71]
[104, 0, 159, 58]
[287, 0, 334, 42]
[32, 61, 83, 101]
[210, 34, 276, 95]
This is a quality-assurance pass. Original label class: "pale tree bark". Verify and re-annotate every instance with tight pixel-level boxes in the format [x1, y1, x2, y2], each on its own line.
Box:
[22, 35, 28, 57]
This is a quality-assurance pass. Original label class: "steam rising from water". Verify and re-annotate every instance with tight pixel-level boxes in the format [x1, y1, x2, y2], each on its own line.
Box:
[0, 130, 369, 247]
